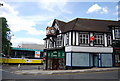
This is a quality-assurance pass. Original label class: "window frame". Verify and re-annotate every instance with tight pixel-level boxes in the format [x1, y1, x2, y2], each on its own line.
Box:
[94, 33, 104, 46]
[114, 27, 120, 39]
[49, 39, 54, 48]
[56, 35, 62, 47]
[107, 34, 112, 46]
[66, 33, 69, 46]
[79, 32, 90, 45]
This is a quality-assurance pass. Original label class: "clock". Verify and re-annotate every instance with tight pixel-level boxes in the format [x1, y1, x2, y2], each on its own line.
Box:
[51, 29, 55, 34]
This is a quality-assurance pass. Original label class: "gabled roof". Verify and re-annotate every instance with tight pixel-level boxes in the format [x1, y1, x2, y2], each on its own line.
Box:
[52, 18, 119, 33]
[52, 19, 66, 32]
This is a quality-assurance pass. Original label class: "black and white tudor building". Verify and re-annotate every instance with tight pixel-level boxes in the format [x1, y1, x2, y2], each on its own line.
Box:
[43, 18, 120, 70]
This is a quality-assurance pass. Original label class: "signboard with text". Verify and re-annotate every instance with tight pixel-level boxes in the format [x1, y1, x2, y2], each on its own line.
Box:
[35, 51, 40, 58]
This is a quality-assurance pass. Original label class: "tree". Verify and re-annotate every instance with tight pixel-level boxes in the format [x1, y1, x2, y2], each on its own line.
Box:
[0, 17, 12, 56]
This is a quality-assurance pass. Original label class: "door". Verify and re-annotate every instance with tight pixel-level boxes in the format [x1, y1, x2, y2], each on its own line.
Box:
[93, 54, 99, 67]
[52, 58, 59, 70]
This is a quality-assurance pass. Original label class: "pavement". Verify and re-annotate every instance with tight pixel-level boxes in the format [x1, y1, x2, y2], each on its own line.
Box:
[12, 67, 119, 75]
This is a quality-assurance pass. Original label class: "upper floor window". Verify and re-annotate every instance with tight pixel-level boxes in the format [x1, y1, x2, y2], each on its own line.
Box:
[66, 33, 69, 46]
[107, 34, 112, 46]
[115, 28, 120, 39]
[45, 40, 47, 48]
[49, 40, 54, 48]
[94, 33, 104, 45]
[56, 36, 62, 47]
[79, 32, 89, 45]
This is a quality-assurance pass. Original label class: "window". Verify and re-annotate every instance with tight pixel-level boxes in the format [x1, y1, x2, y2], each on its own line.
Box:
[115, 54, 120, 63]
[45, 40, 47, 48]
[49, 41, 54, 48]
[115, 28, 120, 39]
[56, 36, 62, 47]
[107, 34, 112, 46]
[66, 33, 69, 45]
[94, 33, 104, 45]
[79, 32, 89, 44]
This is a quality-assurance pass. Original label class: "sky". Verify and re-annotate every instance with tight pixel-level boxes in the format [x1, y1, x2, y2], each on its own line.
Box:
[0, 0, 120, 47]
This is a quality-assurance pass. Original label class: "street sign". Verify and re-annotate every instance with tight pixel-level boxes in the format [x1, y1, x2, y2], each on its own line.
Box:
[35, 51, 40, 58]
[90, 36, 95, 41]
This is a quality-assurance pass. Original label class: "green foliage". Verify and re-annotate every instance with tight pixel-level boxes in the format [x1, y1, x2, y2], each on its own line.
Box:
[0, 17, 12, 56]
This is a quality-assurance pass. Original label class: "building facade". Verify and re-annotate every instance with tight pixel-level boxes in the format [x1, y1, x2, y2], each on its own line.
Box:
[109, 22, 120, 67]
[18, 44, 44, 50]
[43, 18, 119, 70]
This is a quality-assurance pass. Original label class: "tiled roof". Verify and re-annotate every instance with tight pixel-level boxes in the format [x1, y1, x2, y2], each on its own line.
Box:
[53, 18, 119, 33]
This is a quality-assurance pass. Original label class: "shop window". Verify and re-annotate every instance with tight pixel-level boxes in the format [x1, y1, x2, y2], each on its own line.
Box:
[79, 32, 89, 45]
[58, 58, 65, 70]
[115, 54, 120, 63]
[94, 33, 104, 45]
[115, 50, 120, 63]
[47, 59, 52, 70]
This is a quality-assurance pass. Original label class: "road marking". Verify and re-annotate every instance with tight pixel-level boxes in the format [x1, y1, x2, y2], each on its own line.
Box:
[0, 69, 15, 74]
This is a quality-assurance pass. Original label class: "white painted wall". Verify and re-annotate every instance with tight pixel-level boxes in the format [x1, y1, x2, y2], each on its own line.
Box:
[104, 33, 107, 47]
[65, 46, 113, 53]
[69, 32, 71, 45]
[90, 32, 93, 46]
[112, 29, 115, 40]
[64, 34, 66, 46]
[76, 32, 79, 45]
[72, 32, 75, 45]
[61, 34, 64, 47]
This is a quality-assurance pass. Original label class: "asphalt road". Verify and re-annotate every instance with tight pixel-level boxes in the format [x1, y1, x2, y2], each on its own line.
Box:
[1, 70, 119, 79]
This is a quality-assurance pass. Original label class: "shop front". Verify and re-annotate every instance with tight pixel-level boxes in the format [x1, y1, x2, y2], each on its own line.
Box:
[47, 50, 66, 70]
[114, 48, 120, 67]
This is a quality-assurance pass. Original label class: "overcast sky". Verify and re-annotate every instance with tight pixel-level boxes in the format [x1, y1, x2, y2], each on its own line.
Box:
[0, 0, 119, 47]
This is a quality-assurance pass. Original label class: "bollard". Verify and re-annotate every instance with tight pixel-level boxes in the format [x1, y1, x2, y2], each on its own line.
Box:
[18, 64, 20, 68]
[18, 64, 21, 70]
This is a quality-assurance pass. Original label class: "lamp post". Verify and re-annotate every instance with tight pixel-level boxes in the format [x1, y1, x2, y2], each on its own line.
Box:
[0, 3, 3, 58]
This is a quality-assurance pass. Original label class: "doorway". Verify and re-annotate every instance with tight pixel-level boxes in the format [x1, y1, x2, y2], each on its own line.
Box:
[93, 54, 99, 67]
[52, 58, 59, 70]
[52, 58, 65, 70]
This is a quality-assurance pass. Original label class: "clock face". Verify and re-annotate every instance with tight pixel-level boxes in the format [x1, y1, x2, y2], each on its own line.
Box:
[51, 29, 55, 34]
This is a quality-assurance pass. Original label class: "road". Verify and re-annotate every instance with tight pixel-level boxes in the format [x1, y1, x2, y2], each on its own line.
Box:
[1, 65, 119, 80]
[1, 70, 119, 79]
